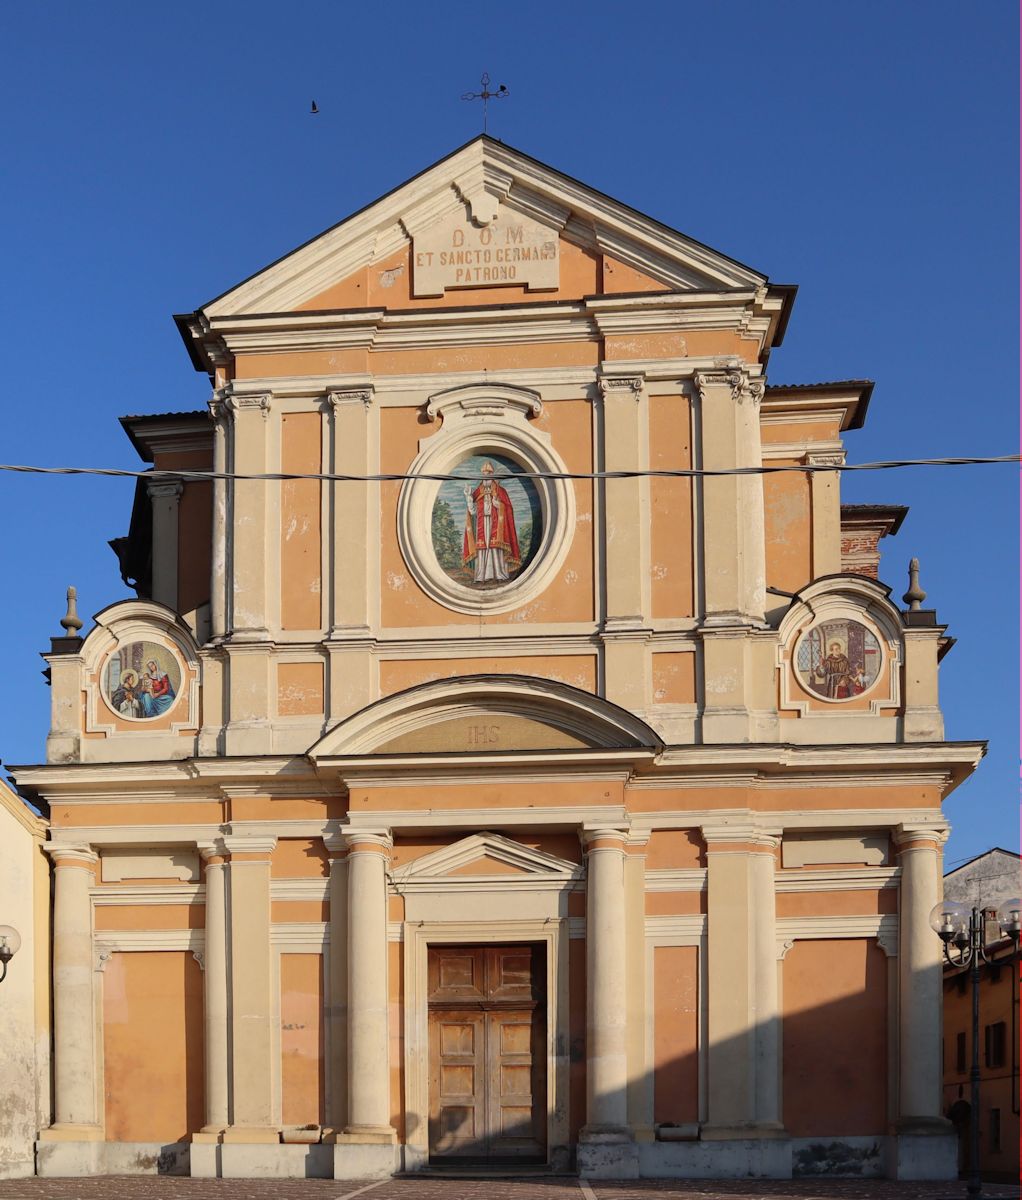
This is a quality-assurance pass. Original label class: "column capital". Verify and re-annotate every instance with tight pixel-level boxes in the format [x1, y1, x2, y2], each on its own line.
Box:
[146, 478, 184, 501]
[224, 390, 272, 417]
[893, 825, 948, 852]
[197, 837, 228, 864]
[342, 828, 392, 855]
[597, 372, 644, 400]
[694, 364, 765, 406]
[805, 450, 846, 468]
[328, 384, 374, 410]
[701, 823, 780, 851]
[221, 834, 277, 858]
[580, 825, 629, 851]
[46, 843, 98, 868]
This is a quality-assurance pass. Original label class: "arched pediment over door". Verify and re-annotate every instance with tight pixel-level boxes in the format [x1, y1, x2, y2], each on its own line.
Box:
[306, 674, 664, 760]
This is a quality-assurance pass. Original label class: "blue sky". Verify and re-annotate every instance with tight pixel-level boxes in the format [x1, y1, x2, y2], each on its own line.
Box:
[0, 3, 1017, 866]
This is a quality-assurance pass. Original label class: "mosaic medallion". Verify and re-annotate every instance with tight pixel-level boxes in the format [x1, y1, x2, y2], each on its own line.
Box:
[795, 619, 882, 701]
[430, 453, 542, 589]
[103, 640, 182, 720]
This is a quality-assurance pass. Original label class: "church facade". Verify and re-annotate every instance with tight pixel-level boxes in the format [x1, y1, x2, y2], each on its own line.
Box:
[12, 138, 982, 1181]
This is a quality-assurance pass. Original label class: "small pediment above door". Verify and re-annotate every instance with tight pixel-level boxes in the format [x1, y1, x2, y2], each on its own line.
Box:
[392, 832, 581, 885]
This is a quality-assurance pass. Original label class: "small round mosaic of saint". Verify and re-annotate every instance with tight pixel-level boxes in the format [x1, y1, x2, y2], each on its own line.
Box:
[796, 619, 882, 701]
[431, 453, 542, 589]
[103, 641, 181, 720]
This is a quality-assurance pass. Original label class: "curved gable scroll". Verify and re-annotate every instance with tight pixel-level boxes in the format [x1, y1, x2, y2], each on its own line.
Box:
[307, 675, 664, 759]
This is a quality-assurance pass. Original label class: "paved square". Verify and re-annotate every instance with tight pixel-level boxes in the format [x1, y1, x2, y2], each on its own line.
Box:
[0, 1177, 1017, 1200]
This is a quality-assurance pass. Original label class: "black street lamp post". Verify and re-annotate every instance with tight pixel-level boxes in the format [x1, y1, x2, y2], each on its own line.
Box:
[929, 897, 1021, 1199]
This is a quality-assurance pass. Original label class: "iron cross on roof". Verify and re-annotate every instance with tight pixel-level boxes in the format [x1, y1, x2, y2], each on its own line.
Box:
[461, 72, 509, 134]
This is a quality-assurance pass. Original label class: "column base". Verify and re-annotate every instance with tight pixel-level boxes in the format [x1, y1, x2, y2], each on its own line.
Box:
[577, 1127, 639, 1179]
[333, 1134, 398, 1180]
[700, 1121, 789, 1140]
[886, 1123, 957, 1181]
[38, 1124, 104, 1142]
[191, 1130, 224, 1144]
[221, 1126, 280, 1144]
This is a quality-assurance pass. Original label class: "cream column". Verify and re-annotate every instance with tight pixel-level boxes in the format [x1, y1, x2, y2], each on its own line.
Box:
[324, 837, 349, 1136]
[806, 451, 844, 578]
[221, 835, 278, 1143]
[147, 479, 183, 611]
[42, 845, 101, 1137]
[702, 827, 783, 1136]
[326, 386, 376, 725]
[694, 368, 766, 743]
[342, 830, 395, 1141]
[220, 392, 273, 754]
[895, 828, 948, 1128]
[597, 373, 651, 713]
[581, 827, 630, 1137]
[209, 394, 229, 640]
[197, 841, 229, 1136]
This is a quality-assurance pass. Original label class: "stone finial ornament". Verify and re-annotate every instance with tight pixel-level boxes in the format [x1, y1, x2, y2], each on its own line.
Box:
[903, 558, 926, 611]
[60, 586, 83, 636]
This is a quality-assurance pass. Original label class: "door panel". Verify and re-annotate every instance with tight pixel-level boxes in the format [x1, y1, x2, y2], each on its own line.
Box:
[427, 945, 547, 1162]
[429, 1010, 486, 1157]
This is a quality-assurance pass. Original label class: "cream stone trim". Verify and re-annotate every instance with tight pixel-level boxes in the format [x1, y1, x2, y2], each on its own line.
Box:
[391, 831, 582, 885]
[269, 923, 328, 945]
[310, 674, 661, 757]
[93, 929, 203, 952]
[774, 867, 900, 892]
[395, 382, 576, 615]
[270, 880, 330, 901]
[90, 884, 204, 906]
[775, 913, 897, 958]
[644, 914, 707, 941]
[200, 140, 765, 320]
[643, 869, 707, 893]
[401, 918, 570, 1166]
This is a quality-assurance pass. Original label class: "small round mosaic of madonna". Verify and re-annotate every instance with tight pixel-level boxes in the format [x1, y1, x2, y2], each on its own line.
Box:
[102, 640, 182, 720]
[795, 619, 882, 701]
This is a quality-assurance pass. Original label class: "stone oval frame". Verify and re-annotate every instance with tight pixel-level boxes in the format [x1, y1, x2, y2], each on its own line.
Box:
[100, 637, 185, 723]
[793, 617, 885, 705]
[397, 384, 576, 615]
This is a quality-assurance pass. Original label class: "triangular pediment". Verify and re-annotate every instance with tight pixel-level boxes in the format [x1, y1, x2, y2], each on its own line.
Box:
[199, 137, 767, 318]
[392, 832, 581, 884]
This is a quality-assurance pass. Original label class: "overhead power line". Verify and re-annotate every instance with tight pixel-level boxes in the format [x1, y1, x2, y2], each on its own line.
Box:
[0, 454, 1016, 484]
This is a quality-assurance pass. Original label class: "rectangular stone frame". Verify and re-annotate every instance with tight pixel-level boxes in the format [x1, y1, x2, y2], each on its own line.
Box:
[401, 919, 570, 1171]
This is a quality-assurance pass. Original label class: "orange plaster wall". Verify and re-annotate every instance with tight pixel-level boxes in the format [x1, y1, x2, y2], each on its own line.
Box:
[280, 952, 325, 1126]
[379, 399, 594, 629]
[351, 778, 623, 814]
[763, 461, 812, 595]
[389, 939, 406, 1140]
[776, 889, 897, 918]
[380, 655, 597, 696]
[649, 395, 694, 619]
[103, 951, 204, 1142]
[235, 349, 368, 380]
[653, 945, 699, 1125]
[568, 937, 587, 1142]
[645, 891, 705, 916]
[758, 784, 942, 813]
[271, 838, 329, 878]
[371, 340, 599, 378]
[272, 900, 329, 923]
[280, 412, 322, 630]
[602, 256, 670, 295]
[651, 653, 696, 706]
[782, 939, 887, 1135]
[644, 830, 706, 869]
[761, 417, 843, 444]
[277, 661, 325, 716]
[94, 904, 203, 932]
[226, 796, 343, 823]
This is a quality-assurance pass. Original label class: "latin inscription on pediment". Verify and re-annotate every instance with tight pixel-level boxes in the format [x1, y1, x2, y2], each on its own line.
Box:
[376, 713, 589, 754]
[412, 204, 559, 297]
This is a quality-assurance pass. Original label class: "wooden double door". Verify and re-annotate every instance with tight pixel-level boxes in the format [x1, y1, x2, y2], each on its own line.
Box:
[427, 944, 547, 1162]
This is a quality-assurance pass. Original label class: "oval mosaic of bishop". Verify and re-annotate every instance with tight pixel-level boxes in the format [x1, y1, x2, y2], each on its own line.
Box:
[430, 453, 543, 590]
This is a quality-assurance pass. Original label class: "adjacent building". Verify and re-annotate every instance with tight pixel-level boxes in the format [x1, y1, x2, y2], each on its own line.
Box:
[10, 138, 984, 1181]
